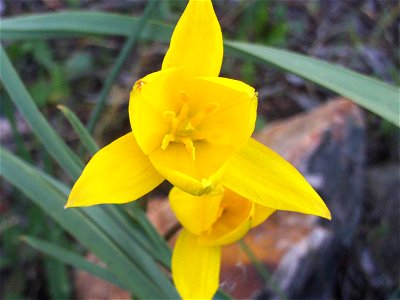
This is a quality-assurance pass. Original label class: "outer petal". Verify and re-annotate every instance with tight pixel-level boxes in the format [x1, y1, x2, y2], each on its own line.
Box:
[149, 142, 230, 195]
[223, 138, 331, 219]
[172, 230, 221, 300]
[66, 133, 164, 207]
[169, 187, 223, 235]
[162, 0, 223, 77]
[251, 205, 275, 228]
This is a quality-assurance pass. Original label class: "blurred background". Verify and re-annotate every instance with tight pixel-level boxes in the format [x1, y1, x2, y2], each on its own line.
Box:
[1, 0, 399, 299]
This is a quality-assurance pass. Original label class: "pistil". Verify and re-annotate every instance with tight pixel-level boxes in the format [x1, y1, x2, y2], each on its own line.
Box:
[161, 90, 219, 160]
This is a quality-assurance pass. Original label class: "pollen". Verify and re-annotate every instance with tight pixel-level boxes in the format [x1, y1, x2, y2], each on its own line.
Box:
[161, 90, 219, 160]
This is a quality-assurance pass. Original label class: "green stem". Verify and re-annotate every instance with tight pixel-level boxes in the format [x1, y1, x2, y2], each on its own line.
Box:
[86, 0, 159, 133]
[238, 240, 287, 300]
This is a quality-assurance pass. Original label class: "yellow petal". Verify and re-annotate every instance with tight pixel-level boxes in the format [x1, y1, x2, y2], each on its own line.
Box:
[130, 69, 257, 196]
[251, 205, 275, 228]
[162, 0, 223, 77]
[172, 230, 221, 300]
[149, 142, 230, 195]
[130, 70, 257, 156]
[65, 133, 164, 207]
[169, 187, 223, 235]
[199, 189, 252, 246]
[192, 76, 257, 151]
[129, 70, 176, 155]
[223, 138, 331, 220]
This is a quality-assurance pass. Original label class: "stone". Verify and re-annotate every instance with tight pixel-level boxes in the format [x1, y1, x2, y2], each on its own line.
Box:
[74, 98, 366, 299]
[221, 98, 366, 299]
[73, 253, 130, 300]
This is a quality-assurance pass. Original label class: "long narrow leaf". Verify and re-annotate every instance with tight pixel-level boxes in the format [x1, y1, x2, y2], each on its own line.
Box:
[87, 0, 160, 132]
[22, 235, 126, 289]
[0, 11, 171, 42]
[225, 41, 400, 126]
[2, 12, 398, 124]
[1, 46, 177, 297]
[57, 105, 99, 155]
[0, 148, 177, 298]
[0, 47, 83, 179]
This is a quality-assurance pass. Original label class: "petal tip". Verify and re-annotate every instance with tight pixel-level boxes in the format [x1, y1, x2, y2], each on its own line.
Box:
[323, 209, 332, 221]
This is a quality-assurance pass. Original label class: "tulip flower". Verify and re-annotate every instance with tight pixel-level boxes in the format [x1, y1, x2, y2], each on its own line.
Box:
[66, 0, 330, 220]
[169, 186, 275, 299]
[66, 0, 331, 297]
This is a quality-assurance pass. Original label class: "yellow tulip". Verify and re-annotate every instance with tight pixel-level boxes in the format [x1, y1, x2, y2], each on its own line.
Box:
[66, 0, 331, 297]
[169, 186, 275, 299]
[66, 0, 330, 220]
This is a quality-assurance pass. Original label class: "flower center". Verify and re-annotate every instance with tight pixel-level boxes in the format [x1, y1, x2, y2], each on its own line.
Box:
[161, 90, 219, 160]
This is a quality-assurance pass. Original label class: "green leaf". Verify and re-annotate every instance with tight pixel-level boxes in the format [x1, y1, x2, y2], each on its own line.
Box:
[1, 45, 177, 298]
[0, 46, 83, 179]
[0, 11, 171, 42]
[225, 41, 400, 126]
[44, 254, 71, 300]
[57, 105, 99, 155]
[0, 148, 178, 298]
[86, 0, 160, 133]
[22, 235, 125, 289]
[2, 12, 398, 124]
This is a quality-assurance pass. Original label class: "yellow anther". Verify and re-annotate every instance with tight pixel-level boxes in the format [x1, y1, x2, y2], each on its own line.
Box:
[191, 102, 219, 127]
[179, 90, 190, 103]
[203, 102, 219, 115]
[163, 111, 176, 121]
[179, 122, 195, 136]
[160, 93, 217, 160]
[161, 134, 174, 150]
[182, 138, 195, 160]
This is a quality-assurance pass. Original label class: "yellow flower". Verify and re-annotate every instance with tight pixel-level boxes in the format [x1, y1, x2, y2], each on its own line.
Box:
[66, 0, 330, 223]
[169, 186, 275, 299]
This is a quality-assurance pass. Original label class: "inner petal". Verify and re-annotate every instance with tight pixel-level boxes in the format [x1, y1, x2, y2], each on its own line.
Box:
[199, 189, 253, 245]
[169, 186, 224, 235]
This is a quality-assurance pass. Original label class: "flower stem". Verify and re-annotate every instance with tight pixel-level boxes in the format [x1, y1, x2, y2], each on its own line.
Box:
[86, 0, 160, 133]
[238, 240, 288, 300]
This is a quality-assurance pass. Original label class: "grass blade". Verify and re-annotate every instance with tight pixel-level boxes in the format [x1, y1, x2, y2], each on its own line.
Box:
[86, 0, 160, 133]
[2, 12, 397, 124]
[225, 41, 400, 126]
[57, 105, 99, 155]
[0, 11, 171, 42]
[1, 46, 176, 295]
[0, 148, 177, 298]
[22, 235, 125, 289]
[0, 46, 83, 179]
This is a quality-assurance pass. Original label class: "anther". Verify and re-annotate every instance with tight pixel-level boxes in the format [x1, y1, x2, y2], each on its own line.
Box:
[163, 111, 176, 121]
[179, 90, 190, 103]
[161, 134, 174, 150]
[203, 103, 219, 115]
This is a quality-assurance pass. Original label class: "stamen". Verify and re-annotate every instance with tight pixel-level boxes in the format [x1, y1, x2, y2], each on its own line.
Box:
[161, 134, 174, 150]
[203, 103, 219, 115]
[191, 102, 219, 127]
[160, 93, 217, 160]
[179, 90, 190, 103]
[180, 122, 195, 136]
[182, 138, 195, 160]
[163, 111, 176, 121]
